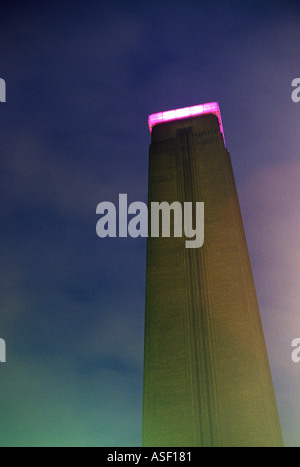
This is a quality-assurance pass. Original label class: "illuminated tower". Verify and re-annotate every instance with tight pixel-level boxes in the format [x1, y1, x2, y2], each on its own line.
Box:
[142, 103, 283, 447]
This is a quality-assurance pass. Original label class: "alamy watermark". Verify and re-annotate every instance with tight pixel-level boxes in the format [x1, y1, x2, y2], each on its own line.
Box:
[291, 78, 300, 103]
[0, 339, 6, 363]
[96, 194, 204, 249]
[291, 338, 300, 363]
[0, 78, 7, 362]
[0, 78, 6, 102]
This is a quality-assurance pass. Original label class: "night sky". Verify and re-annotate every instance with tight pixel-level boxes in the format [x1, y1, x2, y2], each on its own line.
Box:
[0, 0, 299, 447]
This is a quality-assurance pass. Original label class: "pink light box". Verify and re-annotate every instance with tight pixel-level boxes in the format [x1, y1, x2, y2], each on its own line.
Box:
[148, 102, 226, 145]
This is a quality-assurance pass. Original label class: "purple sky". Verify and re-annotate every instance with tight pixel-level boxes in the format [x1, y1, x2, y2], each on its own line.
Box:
[0, 0, 299, 446]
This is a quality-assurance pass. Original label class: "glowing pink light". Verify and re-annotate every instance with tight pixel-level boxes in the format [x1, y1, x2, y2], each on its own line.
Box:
[148, 102, 226, 145]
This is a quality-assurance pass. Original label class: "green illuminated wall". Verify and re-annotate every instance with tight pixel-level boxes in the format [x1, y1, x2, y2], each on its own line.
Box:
[143, 114, 283, 447]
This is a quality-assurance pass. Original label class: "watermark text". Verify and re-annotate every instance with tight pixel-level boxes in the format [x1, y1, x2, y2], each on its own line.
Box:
[0, 339, 6, 363]
[291, 338, 300, 363]
[0, 78, 6, 102]
[291, 78, 300, 103]
[96, 194, 204, 249]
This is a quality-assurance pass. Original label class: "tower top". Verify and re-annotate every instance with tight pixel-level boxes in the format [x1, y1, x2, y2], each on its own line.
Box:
[148, 102, 225, 145]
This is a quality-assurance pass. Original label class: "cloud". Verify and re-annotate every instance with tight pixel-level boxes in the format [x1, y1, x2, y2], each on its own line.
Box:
[240, 159, 300, 446]
[0, 352, 142, 447]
